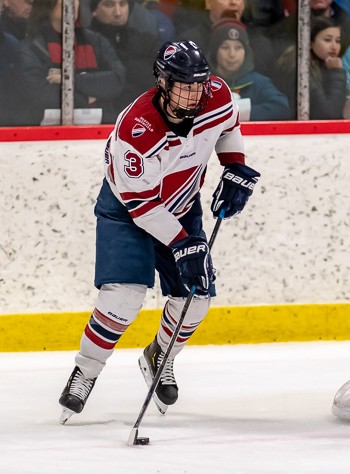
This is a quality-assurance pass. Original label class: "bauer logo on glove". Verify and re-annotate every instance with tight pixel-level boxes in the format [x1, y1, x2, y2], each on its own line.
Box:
[224, 171, 257, 190]
[170, 236, 215, 295]
[173, 243, 207, 262]
[211, 162, 260, 219]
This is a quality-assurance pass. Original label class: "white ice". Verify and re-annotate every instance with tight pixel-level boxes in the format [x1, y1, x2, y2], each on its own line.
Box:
[1, 341, 350, 474]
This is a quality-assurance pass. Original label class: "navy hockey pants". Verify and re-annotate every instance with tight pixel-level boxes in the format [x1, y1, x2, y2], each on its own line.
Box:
[94, 178, 216, 297]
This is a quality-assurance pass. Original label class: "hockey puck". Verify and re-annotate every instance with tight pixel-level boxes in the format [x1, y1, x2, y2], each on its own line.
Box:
[135, 437, 150, 445]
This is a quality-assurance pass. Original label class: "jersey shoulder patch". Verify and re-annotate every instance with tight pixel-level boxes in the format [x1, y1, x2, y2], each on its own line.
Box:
[196, 75, 233, 117]
[210, 75, 232, 101]
[117, 88, 168, 157]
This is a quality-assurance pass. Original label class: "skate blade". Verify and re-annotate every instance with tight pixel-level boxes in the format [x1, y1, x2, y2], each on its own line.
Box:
[138, 355, 168, 415]
[59, 408, 75, 425]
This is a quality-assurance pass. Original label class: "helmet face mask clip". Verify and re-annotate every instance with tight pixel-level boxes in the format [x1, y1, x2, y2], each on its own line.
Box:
[154, 41, 212, 119]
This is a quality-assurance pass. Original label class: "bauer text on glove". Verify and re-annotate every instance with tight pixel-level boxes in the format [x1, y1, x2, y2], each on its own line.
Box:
[171, 236, 215, 295]
[211, 162, 260, 219]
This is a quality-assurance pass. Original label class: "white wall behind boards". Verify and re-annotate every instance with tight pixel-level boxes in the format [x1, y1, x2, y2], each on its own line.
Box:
[1, 134, 349, 314]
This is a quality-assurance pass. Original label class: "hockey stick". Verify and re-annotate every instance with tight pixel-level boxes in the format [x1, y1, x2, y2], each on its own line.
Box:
[127, 208, 226, 446]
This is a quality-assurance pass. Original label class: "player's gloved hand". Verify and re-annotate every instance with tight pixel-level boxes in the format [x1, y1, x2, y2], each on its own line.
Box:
[211, 162, 260, 219]
[171, 236, 215, 295]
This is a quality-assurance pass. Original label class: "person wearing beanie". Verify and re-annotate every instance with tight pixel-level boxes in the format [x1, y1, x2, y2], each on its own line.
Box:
[89, 0, 162, 113]
[208, 18, 291, 121]
[178, 0, 275, 77]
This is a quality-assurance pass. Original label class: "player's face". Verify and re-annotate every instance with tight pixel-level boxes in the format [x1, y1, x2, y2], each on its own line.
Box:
[216, 39, 245, 77]
[168, 82, 204, 114]
[311, 27, 341, 60]
[93, 0, 129, 26]
[206, 0, 245, 23]
[3, 0, 33, 19]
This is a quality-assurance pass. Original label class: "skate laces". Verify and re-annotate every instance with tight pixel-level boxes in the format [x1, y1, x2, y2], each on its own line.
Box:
[157, 352, 176, 386]
[70, 370, 94, 400]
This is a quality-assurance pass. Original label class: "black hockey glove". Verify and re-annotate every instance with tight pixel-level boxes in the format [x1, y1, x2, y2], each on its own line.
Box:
[171, 235, 215, 296]
[211, 163, 260, 219]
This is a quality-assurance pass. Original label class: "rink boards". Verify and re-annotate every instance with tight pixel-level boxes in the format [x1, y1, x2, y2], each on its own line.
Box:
[1, 303, 350, 351]
[1, 123, 350, 352]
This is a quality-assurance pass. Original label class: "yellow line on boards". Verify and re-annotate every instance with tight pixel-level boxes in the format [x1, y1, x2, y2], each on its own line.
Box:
[1, 303, 350, 352]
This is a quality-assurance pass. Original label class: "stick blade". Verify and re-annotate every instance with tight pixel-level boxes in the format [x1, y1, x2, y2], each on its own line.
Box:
[127, 427, 139, 446]
[127, 427, 150, 446]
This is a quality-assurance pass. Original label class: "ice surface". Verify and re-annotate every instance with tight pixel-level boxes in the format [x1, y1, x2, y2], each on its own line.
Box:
[1, 341, 350, 474]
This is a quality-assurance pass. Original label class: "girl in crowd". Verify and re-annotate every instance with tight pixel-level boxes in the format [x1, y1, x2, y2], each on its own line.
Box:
[276, 16, 347, 119]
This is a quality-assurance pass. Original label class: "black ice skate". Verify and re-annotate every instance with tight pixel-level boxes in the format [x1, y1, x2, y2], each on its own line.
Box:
[138, 338, 178, 414]
[59, 366, 96, 424]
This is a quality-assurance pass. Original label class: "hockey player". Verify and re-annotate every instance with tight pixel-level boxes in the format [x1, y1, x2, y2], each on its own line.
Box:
[59, 40, 260, 423]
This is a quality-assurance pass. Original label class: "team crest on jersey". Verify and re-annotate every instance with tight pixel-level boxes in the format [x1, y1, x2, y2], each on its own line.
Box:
[132, 124, 146, 138]
[164, 44, 178, 61]
[211, 80, 222, 92]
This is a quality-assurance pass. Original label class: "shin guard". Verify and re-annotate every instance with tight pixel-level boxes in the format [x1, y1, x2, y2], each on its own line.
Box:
[157, 295, 210, 357]
[76, 283, 147, 378]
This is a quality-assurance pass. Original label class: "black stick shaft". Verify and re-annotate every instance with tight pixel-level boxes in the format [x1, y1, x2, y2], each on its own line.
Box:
[131, 211, 225, 432]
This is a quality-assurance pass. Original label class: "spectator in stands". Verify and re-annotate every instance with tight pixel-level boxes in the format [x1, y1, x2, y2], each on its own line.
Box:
[179, 0, 275, 77]
[80, 0, 161, 35]
[268, 0, 350, 69]
[275, 16, 346, 119]
[243, 0, 284, 28]
[267, 0, 350, 96]
[0, 0, 33, 39]
[0, 0, 20, 125]
[15, 0, 125, 125]
[180, 0, 244, 51]
[208, 18, 291, 121]
[138, 0, 174, 41]
[89, 0, 161, 113]
[311, 0, 349, 19]
[310, 0, 350, 48]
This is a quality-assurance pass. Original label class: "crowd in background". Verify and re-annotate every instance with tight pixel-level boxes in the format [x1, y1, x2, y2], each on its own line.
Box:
[0, 0, 350, 126]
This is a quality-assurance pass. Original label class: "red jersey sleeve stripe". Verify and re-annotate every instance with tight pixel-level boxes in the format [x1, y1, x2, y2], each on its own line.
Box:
[217, 152, 245, 166]
[168, 139, 182, 147]
[120, 184, 161, 202]
[169, 228, 188, 245]
[129, 200, 160, 218]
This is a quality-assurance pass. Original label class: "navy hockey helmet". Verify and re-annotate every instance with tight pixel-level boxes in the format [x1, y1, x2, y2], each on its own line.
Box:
[154, 41, 212, 119]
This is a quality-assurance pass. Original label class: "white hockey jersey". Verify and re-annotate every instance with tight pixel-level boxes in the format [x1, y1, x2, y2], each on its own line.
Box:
[104, 76, 245, 246]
